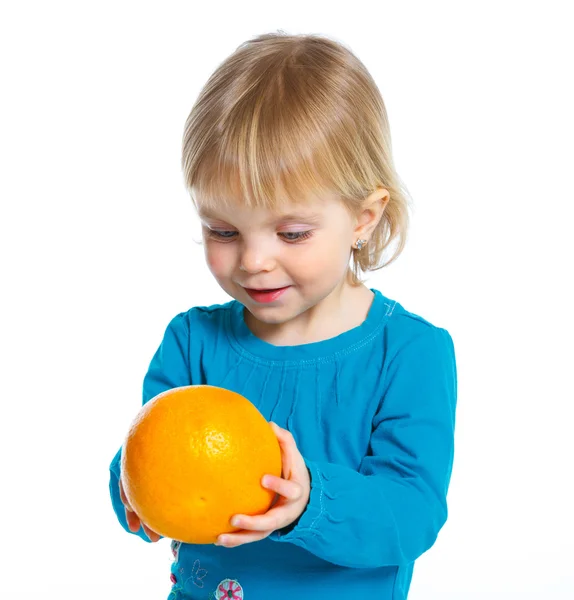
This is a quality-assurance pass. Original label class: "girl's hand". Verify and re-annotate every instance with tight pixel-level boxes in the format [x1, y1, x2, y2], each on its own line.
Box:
[119, 477, 162, 542]
[215, 422, 311, 548]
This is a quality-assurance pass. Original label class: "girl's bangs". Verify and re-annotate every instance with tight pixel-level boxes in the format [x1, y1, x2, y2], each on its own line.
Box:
[190, 115, 336, 212]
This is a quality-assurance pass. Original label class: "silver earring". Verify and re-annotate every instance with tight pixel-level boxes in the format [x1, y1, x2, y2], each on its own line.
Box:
[355, 239, 367, 251]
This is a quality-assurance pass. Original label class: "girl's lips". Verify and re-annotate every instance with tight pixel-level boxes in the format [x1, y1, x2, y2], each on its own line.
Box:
[244, 286, 290, 303]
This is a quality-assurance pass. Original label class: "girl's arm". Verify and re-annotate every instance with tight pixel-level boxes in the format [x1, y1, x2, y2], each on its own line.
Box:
[108, 313, 191, 541]
[269, 326, 458, 569]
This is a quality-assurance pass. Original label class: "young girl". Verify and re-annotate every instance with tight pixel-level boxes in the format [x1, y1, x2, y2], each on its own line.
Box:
[109, 31, 457, 600]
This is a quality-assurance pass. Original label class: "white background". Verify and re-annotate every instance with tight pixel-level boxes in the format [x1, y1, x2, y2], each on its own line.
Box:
[1, 1, 573, 598]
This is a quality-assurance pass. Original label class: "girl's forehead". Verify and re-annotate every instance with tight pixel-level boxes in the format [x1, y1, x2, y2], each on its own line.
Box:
[197, 201, 324, 224]
[196, 189, 340, 221]
[193, 168, 341, 213]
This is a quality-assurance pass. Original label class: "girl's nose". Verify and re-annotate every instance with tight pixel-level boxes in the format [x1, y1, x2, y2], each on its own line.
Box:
[239, 243, 276, 273]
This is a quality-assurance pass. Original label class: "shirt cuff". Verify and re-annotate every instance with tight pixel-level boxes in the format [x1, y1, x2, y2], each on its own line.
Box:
[268, 459, 324, 543]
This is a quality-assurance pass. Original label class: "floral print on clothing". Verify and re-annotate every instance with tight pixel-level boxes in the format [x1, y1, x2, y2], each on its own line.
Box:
[189, 559, 208, 588]
[168, 586, 182, 600]
[215, 578, 244, 599]
[171, 540, 181, 561]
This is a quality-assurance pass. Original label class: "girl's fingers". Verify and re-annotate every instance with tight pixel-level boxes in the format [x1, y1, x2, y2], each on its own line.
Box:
[268, 424, 309, 490]
[269, 421, 282, 435]
[125, 507, 141, 532]
[216, 529, 272, 548]
[125, 507, 160, 542]
[269, 422, 297, 478]
[263, 474, 301, 501]
[143, 523, 161, 542]
[120, 478, 153, 536]
[231, 499, 299, 532]
[270, 422, 294, 448]
[120, 481, 142, 533]
[119, 479, 132, 511]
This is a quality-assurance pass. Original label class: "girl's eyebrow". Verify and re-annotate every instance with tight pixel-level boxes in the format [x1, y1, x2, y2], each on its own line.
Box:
[198, 209, 322, 225]
[197, 207, 221, 219]
[271, 213, 322, 225]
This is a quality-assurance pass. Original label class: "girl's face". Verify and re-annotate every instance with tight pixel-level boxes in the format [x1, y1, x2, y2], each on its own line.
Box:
[198, 192, 359, 331]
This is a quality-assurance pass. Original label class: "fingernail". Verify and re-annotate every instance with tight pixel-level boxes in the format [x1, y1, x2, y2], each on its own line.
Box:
[231, 517, 241, 527]
[218, 536, 228, 546]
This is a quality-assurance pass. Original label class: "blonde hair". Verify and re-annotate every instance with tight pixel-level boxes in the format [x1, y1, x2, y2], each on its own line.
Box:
[182, 31, 412, 284]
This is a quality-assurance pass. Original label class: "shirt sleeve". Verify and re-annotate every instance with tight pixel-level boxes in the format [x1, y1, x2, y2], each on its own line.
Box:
[268, 325, 457, 569]
[108, 312, 191, 542]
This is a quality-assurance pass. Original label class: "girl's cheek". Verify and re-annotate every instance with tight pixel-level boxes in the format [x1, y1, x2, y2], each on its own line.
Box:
[204, 246, 226, 275]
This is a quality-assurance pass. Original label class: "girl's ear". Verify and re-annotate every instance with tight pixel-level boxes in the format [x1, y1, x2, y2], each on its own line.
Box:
[354, 188, 390, 239]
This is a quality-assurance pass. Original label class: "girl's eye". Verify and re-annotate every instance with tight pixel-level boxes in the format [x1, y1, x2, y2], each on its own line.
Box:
[208, 230, 238, 240]
[279, 231, 313, 242]
[206, 229, 313, 243]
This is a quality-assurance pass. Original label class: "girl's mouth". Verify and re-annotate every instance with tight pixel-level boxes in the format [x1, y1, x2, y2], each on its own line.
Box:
[244, 286, 290, 303]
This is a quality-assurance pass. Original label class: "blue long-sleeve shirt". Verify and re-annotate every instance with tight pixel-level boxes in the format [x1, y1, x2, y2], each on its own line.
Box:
[109, 288, 457, 599]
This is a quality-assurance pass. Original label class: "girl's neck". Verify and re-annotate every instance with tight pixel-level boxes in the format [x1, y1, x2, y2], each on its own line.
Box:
[244, 283, 375, 347]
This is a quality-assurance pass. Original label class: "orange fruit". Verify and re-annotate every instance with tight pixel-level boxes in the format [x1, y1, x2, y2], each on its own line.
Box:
[120, 385, 282, 544]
